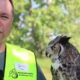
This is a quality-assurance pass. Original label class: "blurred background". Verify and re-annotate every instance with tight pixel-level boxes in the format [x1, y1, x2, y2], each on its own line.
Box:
[7, 0, 80, 80]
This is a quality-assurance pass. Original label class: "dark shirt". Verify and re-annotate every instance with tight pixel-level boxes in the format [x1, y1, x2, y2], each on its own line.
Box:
[37, 64, 46, 80]
[0, 70, 3, 80]
[0, 52, 5, 80]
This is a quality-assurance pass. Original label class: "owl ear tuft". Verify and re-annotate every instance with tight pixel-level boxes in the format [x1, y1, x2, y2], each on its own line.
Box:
[59, 36, 71, 44]
[48, 35, 71, 46]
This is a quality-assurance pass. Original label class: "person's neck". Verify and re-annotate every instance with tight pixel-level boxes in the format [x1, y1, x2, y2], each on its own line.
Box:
[0, 43, 5, 53]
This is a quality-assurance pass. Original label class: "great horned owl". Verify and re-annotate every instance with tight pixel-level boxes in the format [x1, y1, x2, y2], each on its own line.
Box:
[46, 35, 80, 80]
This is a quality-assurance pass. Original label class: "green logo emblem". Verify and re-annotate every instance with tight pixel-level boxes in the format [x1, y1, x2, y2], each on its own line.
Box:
[9, 68, 18, 79]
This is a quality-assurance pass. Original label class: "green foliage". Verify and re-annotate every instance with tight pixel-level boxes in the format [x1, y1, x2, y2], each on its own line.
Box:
[7, 0, 80, 57]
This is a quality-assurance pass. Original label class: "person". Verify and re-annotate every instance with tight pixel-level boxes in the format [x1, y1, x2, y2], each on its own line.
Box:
[0, 0, 46, 80]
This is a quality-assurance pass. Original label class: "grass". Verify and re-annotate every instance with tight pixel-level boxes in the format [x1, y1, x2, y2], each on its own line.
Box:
[37, 57, 52, 80]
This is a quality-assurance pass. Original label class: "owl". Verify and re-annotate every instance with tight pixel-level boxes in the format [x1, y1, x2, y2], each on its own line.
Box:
[46, 35, 80, 80]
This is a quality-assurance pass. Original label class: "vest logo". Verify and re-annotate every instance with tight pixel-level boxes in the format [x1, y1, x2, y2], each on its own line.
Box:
[9, 68, 33, 78]
[9, 68, 18, 79]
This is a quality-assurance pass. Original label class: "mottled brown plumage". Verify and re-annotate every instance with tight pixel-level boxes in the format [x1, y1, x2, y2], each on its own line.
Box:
[46, 35, 80, 80]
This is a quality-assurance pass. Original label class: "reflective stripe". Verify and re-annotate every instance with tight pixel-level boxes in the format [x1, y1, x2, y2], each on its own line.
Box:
[4, 43, 37, 80]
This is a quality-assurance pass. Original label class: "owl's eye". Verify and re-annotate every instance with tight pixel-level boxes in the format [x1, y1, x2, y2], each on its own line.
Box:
[51, 44, 56, 50]
[53, 46, 55, 48]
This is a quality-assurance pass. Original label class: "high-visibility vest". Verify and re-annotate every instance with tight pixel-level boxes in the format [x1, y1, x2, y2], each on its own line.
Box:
[3, 43, 37, 80]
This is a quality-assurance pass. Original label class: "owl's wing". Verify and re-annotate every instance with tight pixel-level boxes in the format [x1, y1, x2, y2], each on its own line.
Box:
[76, 64, 80, 80]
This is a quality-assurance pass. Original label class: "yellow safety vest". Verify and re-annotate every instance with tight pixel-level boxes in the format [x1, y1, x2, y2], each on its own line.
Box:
[3, 43, 37, 80]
